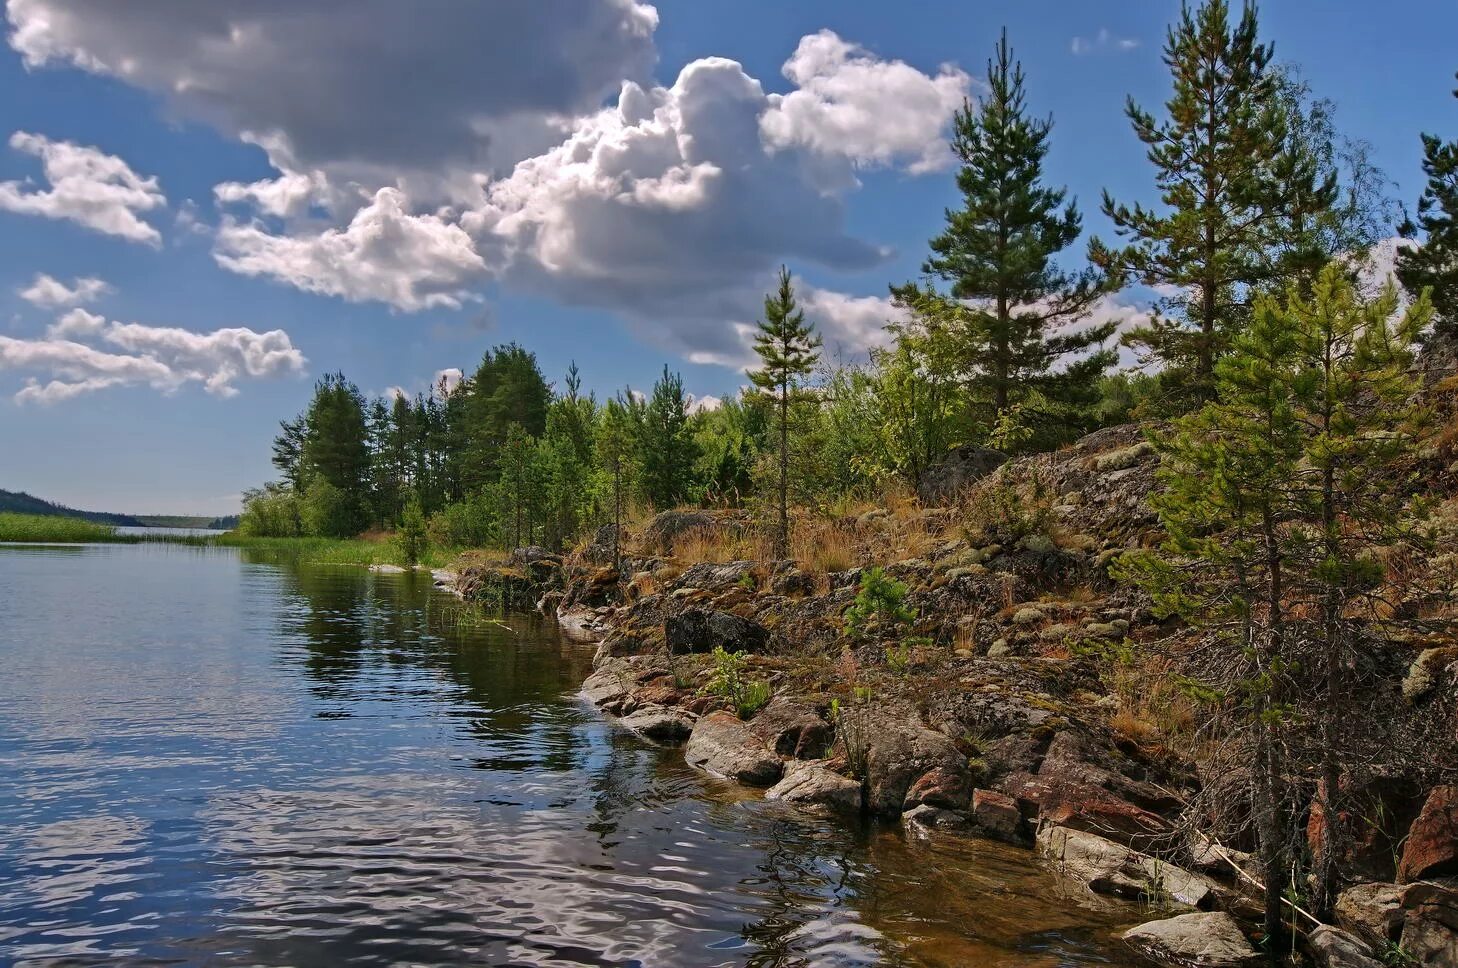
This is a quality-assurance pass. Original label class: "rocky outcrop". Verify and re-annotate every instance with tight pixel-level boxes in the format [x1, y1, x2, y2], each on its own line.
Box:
[619, 705, 696, 741]
[1402, 880, 1458, 967]
[766, 761, 862, 815]
[746, 698, 831, 759]
[664, 608, 768, 655]
[1122, 912, 1261, 968]
[1335, 882, 1405, 948]
[1399, 785, 1458, 883]
[917, 446, 1007, 504]
[684, 711, 783, 786]
[1308, 926, 1382, 968]
[852, 712, 973, 816]
[971, 788, 1026, 844]
[1038, 825, 1216, 909]
[640, 510, 722, 554]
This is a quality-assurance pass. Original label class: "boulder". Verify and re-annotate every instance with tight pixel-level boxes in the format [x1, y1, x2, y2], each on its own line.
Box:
[917, 446, 1008, 505]
[1307, 926, 1382, 968]
[1038, 825, 1216, 909]
[1399, 786, 1458, 883]
[853, 714, 973, 817]
[903, 804, 973, 833]
[581, 662, 635, 711]
[619, 705, 696, 742]
[971, 788, 1026, 844]
[765, 761, 863, 816]
[1122, 912, 1262, 968]
[747, 698, 832, 760]
[1335, 883, 1405, 947]
[684, 711, 782, 786]
[642, 510, 720, 553]
[581, 524, 621, 565]
[1402, 647, 1458, 701]
[664, 609, 768, 655]
[1401, 880, 1458, 968]
[674, 560, 757, 593]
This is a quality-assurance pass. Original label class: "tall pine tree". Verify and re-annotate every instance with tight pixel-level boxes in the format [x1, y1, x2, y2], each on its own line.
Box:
[749, 266, 821, 558]
[893, 29, 1115, 447]
[639, 366, 699, 510]
[1091, 0, 1334, 403]
[1398, 72, 1458, 342]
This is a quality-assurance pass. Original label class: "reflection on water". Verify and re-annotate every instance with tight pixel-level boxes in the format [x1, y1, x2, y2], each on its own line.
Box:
[0, 543, 1145, 967]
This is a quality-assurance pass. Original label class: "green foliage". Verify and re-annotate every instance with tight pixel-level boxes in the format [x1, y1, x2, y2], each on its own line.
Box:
[1092, 0, 1337, 402]
[703, 646, 772, 718]
[884, 642, 913, 675]
[237, 485, 304, 537]
[1398, 71, 1458, 339]
[749, 266, 823, 555]
[892, 30, 1115, 445]
[844, 567, 916, 638]
[426, 493, 498, 549]
[639, 366, 699, 510]
[300, 479, 364, 539]
[393, 496, 429, 566]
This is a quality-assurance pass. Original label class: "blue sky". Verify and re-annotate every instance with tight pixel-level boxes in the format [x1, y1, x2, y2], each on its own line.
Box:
[0, 0, 1454, 516]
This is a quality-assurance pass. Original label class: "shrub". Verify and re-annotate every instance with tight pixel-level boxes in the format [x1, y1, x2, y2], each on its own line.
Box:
[238, 487, 304, 537]
[300, 480, 365, 538]
[843, 566, 915, 638]
[394, 497, 429, 566]
[427, 494, 498, 548]
[703, 645, 773, 718]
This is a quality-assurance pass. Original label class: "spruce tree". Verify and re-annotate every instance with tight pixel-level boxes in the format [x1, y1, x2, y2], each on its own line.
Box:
[639, 366, 699, 509]
[748, 266, 821, 558]
[1398, 72, 1458, 341]
[894, 30, 1115, 445]
[1091, 0, 1333, 403]
[596, 397, 636, 569]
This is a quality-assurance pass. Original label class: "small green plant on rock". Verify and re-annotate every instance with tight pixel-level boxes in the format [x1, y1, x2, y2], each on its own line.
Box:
[884, 643, 912, 675]
[844, 566, 916, 638]
[703, 645, 773, 718]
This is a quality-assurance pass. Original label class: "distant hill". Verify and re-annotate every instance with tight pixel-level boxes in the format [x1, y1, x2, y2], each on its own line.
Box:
[0, 490, 238, 530]
[0, 489, 144, 527]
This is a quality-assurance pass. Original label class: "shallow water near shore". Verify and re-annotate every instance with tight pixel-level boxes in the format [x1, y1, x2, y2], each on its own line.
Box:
[0, 542, 1150, 967]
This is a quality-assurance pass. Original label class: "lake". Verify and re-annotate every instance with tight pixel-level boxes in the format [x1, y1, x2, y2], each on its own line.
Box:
[0, 542, 1147, 967]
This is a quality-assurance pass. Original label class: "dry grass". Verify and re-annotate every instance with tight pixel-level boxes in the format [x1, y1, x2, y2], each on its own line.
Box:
[1107, 656, 1197, 750]
[790, 521, 859, 573]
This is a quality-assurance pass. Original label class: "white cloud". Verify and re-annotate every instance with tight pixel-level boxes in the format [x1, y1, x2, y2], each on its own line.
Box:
[434, 367, 464, 394]
[213, 188, 487, 311]
[17, 272, 111, 308]
[761, 31, 970, 176]
[686, 393, 722, 414]
[7, 0, 659, 185]
[1071, 29, 1139, 56]
[0, 132, 165, 244]
[0, 311, 305, 403]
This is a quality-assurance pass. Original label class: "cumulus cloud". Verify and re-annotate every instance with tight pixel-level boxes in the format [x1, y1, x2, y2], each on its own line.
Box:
[214, 188, 487, 311]
[761, 31, 970, 176]
[459, 39, 962, 360]
[1071, 29, 1140, 56]
[7, 0, 659, 182]
[0, 132, 165, 244]
[0, 310, 305, 403]
[18, 272, 111, 308]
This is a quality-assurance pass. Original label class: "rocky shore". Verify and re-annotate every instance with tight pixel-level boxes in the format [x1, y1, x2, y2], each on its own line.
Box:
[452, 423, 1458, 968]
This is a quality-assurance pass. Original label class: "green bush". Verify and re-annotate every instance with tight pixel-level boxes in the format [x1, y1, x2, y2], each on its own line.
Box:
[427, 494, 498, 548]
[703, 645, 773, 718]
[300, 480, 365, 538]
[843, 566, 915, 638]
[393, 497, 429, 566]
[237, 487, 304, 537]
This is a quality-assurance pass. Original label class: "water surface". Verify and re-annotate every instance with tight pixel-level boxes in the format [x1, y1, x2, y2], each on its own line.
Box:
[0, 543, 1147, 966]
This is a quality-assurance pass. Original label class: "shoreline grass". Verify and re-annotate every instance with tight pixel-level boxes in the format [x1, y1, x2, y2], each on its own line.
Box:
[0, 511, 126, 543]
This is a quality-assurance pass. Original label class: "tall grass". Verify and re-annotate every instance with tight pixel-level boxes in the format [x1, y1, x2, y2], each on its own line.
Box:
[217, 534, 458, 569]
[0, 512, 121, 543]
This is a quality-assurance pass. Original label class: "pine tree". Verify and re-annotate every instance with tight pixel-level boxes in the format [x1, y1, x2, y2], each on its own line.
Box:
[1091, 0, 1334, 403]
[299, 373, 371, 535]
[639, 366, 699, 509]
[499, 423, 537, 549]
[748, 266, 821, 558]
[894, 30, 1115, 445]
[596, 396, 636, 569]
[1398, 72, 1458, 341]
[1117, 265, 1431, 941]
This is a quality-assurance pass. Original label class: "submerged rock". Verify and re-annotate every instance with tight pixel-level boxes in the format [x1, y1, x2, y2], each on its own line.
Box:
[619, 705, 696, 742]
[684, 711, 782, 786]
[1122, 912, 1261, 968]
